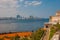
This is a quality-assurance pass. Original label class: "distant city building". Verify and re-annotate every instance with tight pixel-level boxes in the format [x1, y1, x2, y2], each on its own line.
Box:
[17, 15, 20, 18]
[29, 16, 34, 19]
[16, 15, 22, 19]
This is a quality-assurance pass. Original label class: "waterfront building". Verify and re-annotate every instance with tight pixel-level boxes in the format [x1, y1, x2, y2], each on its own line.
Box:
[44, 11, 60, 28]
[49, 11, 60, 24]
[16, 15, 22, 19]
[43, 11, 60, 40]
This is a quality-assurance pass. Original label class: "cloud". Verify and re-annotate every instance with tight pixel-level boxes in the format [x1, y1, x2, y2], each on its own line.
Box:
[32, 1, 42, 6]
[0, 0, 20, 8]
[0, 0, 20, 17]
[24, 1, 42, 7]
[0, 0, 42, 17]
[0, 0, 42, 8]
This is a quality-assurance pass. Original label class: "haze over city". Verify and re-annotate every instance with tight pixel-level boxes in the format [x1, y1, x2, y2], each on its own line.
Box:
[0, 0, 60, 18]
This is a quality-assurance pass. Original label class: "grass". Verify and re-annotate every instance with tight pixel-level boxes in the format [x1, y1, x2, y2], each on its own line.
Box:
[49, 22, 60, 40]
[49, 26, 57, 40]
[31, 28, 45, 40]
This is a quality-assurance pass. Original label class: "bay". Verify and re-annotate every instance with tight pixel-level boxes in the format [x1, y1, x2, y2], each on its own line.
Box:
[0, 18, 49, 33]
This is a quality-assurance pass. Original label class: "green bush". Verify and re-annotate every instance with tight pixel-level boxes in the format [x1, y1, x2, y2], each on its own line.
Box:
[54, 22, 60, 30]
[31, 28, 45, 40]
[21, 37, 29, 40]
[49, 27, 56, 40]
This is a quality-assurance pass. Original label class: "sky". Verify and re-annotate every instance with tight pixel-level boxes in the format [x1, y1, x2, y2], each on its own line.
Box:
[0, 0, 60, 18]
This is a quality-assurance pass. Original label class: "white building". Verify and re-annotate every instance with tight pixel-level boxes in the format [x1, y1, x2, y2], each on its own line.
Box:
[44, 11, 60, 28]
[44, 11, 60, 40]
[49, 11, 60, 24]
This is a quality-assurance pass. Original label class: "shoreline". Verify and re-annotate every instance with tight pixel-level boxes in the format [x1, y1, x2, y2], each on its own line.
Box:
[0, 31, 32, 35]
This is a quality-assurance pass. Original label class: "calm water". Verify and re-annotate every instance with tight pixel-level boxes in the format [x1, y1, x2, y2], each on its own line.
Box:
[0, 19, 49, 33]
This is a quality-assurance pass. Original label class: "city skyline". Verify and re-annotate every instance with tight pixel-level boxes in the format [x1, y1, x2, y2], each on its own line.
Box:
[0, 0, 60, 18]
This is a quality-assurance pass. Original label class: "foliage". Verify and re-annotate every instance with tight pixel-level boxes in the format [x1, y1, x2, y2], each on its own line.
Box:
[10, 37, 15, 40]
[21, 37, 29, 40]
[49, 22, 60, 40]
[49, 27, 56, 40]
[0, 38, 4, 40]
[0, 28, 45, 40]
[14, 34, 20, 40]
[31, 28, 45, 40]
[54, 22, 60, 30]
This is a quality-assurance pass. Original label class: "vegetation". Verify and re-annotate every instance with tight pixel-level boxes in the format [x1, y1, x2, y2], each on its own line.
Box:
[49, 22, 60, 40]
[0, 22, 60, 40]
[49, 27, 56, 40]
[0, 28, 45, 40]
[0, 38, 4, 40]
[14, 34, 20, 40]
[54, 22, 60, 30]
[21, 37, 29, 40]
[31, 28, 45, 40]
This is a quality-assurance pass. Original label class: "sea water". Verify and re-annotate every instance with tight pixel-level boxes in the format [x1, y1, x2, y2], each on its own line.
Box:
[0, 18, 49, 33]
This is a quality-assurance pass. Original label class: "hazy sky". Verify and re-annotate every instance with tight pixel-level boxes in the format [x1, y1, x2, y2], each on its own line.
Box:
[0, 0, 60, 18]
